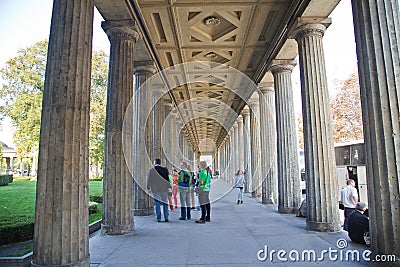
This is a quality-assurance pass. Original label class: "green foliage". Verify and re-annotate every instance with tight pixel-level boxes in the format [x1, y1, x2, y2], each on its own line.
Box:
[0, 180, 103, 245]
[88, 180, 103, 196]
[89, 176, 103, 181]
[0, 40, 108, 172]
[89, 203, 102, 223]
[0, 174, 12, 186]
[0, 175, 9, 186]
[89, 195, 103, 203]
[6, 174, 13, 183]
[330, 72, 363, 142]
[89, 201, 99, 214]
[0, 216, 34, 246]
[0, 181, 36, 244]
[89, 51, 108, 172]
[0, 40, 47, 158]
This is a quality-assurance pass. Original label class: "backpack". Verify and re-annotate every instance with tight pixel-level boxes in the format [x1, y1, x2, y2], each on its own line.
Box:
[182, 171, 190, 186]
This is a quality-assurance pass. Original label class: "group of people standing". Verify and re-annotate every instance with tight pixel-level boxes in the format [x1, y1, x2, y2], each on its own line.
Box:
[146, 158, 211, 224]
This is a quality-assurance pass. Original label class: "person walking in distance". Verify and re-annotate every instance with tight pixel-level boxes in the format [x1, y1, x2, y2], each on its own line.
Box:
[339, 179, 358, 231]
[195, 161, 211, 223]
[234, 170, 245, 204]
[147, 159, 170, 222]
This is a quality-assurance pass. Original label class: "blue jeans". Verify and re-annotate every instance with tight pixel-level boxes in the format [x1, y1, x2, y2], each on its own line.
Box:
[153, 192, 169, 221]
[236, 187, 243, 201]
[179, 191, 191, 219]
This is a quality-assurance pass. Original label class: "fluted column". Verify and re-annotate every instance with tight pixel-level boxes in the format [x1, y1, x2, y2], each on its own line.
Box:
[259, 82, 278, 204]
[242, 107, 251, 193]
[101, 21, 139, 235]
[248, 96, 261, 197]
[132, 62, 156, 216]
[237, 115, 245, 172]
[32, 1, 94, 266]
[163, 100, 173, 170]
[270, 63, 300, 212]
[224, 139, 228, 181]
[171, 110, 180, 169]
[293, 20, 340, 231]
[152, 88, 165, 160]
[352, 1, 400, 261]
[233, 122, 239, 173]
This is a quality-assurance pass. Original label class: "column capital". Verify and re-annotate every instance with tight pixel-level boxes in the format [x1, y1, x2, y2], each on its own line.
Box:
[269, 60, 296, 75]
[241, 106, 251, 116]
[233, 121, 238, 129]
[134, 61, 157, 75]
[258, 82, 275, 94]
[291, 17, 331, 41]
[248, 95, 259, 108]
[102, 20, 139, 43]
[163, 99, 173, 107]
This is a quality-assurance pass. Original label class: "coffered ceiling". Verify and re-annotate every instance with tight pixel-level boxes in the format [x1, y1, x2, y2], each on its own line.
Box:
[95, 0, 341, 154]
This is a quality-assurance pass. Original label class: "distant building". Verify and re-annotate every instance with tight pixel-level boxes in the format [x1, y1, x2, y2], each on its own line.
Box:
[0, 141, 16, 174]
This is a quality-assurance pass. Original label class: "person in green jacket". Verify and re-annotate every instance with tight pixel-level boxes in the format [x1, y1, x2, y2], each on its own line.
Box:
[195, 160, 211, 223]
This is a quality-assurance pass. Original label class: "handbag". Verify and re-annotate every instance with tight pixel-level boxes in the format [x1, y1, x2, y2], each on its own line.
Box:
[339, 203, 345, 210]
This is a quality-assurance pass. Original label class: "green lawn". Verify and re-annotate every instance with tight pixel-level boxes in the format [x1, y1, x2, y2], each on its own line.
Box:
[0, 180, 103, 225]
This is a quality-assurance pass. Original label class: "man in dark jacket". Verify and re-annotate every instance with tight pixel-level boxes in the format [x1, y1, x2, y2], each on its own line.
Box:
[147, 158, 170, 222]
[347, 202, 369, 245]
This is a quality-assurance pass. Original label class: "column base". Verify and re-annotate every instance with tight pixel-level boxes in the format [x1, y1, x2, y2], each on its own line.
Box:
[278, 206, 297, 214]
[31, 256, 90, 267]
[101, 224, 135, 235]
[307, 220, 341, 232]
[134, 208, 154, 216]
[262, 199, 275, 204]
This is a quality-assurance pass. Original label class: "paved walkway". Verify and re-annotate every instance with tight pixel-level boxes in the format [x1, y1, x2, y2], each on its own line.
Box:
[89, 179, 368, 266]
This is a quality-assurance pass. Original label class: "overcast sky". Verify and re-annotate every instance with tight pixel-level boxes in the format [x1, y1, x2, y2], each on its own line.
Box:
[0, 0, 358, 147]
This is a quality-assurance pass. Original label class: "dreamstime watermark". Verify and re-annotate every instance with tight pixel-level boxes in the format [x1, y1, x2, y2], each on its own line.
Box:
[257, 239, 397, 263]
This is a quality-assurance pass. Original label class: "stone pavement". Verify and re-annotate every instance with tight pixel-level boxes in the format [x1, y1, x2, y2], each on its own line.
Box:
[89, 179, 368, 266]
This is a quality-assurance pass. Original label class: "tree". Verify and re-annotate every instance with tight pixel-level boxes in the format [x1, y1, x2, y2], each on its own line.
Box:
[89, 51, 108, 175]
[330, 72, 363, 143]
[0, 40, 108, 175]
[296, 113, 304, 149]
[0, 40, 47, 158]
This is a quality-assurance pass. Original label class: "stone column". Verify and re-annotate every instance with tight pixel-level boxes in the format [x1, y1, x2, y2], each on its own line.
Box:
[31, 155, 37, 176]
[352, 0, 400, 260]
[10, 157, 14, 172]
[171, 112, 179, 169]
[32, 1, 94, 266]
[270, 63, 300, 212]
[101, 20, 139, 235]
[5, 157, 10, 172]
[248, 95, 261, 197]
[133, 62, 156, 216]
[223, 139, 228, 181]
[237, 115, 245, 171]
[230, 129, 235, 183]
[242, 107, 251, 193]
[163, 100, 173, 170]
[293, 20, 340, 231]
[152, 88, 165, 160]
[258, 82, 278, 204]
[233, 121, 239, 172]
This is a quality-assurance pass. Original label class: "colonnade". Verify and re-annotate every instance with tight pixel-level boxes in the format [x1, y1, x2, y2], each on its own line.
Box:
[31, 0, 399, 265]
